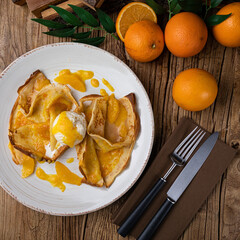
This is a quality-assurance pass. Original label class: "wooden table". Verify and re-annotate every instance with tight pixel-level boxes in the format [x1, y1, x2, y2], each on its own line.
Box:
[0, 1, 239, 239]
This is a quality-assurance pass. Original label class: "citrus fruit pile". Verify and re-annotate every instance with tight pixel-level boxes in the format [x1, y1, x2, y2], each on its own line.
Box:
[116, 2, 158, 42]
[116, 2, 164, 63]
[115, 1, 239, 111]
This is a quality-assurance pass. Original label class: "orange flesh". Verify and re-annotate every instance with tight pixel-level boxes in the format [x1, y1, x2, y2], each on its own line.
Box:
[116, 2, 158, 41]
[102, 78, 115, 92]
[36, 167, 66, 192]
[55, 162, 82, 185]
[54, 69, 94, 92]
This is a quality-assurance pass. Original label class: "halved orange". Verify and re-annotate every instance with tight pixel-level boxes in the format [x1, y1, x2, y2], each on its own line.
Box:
[116, 2, 157, 42]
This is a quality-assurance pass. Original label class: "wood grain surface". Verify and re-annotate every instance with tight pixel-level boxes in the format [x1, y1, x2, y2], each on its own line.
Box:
[0, 0, 239, 239]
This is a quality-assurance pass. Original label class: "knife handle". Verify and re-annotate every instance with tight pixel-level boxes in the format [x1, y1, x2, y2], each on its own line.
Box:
[137, 198, 175, 240]
[117, 177, 166, 237]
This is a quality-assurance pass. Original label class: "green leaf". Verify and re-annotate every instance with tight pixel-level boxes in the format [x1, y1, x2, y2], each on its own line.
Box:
[49, 5, 83, 26]
[146, 0, 165, 15]
[68, 4, 99, 27]
[172, 3, 182, 14]
[96, 9, 115, 33]
[205, 13, 231, 26]
[210, 0, 223, 8]
[72, 31, 92, 39]
[43, 27, 76, 37]
[73, 36, 105, 46]
[170, 0, 178, 10]
[177, 0, 202, 14]
[31, 18, 67, 29]
[168, 0, 181, 18]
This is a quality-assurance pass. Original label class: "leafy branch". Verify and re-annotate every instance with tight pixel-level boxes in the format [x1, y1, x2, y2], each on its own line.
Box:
[146, 0, 231, 26]
[32, 5, 119, 47]
[167, 0, 182, 19]
[146, 0, 165, 15]
[204, 0, 232, 27]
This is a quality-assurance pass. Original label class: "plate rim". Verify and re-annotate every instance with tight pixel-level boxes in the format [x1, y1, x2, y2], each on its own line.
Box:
[0, 42, 155, 216]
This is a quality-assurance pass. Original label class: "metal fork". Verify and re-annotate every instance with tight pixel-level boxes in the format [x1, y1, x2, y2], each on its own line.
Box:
[117, 126, 206, 237]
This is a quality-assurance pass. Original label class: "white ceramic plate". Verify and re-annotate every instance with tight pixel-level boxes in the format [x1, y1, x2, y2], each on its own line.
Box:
[0, 43, 154, 216]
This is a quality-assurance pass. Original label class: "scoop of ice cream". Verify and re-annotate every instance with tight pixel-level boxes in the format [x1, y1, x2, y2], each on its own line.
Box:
[52, 111, 87, 148]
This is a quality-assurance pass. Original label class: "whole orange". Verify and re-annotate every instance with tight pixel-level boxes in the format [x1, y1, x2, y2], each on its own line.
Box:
[165, 12, 208, 57]
[212, 2, 240, 47]
[172, 69, 218, 111]
[124, 20, 164, 62]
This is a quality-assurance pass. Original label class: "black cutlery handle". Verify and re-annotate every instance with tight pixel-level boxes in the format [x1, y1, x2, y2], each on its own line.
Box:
[117, 177, 166, 237]
[137, 198, 175, 240]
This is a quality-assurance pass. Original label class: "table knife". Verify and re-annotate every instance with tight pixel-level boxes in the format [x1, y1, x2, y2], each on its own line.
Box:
[137, 132, 219, 240]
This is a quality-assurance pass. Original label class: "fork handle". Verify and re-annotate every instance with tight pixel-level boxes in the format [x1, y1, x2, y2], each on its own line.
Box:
[117, 177, 166, 237]
[137, 198, 175, 240]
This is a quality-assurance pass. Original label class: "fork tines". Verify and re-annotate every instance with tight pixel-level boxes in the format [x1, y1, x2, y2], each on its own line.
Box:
[174, 127, 206, 161]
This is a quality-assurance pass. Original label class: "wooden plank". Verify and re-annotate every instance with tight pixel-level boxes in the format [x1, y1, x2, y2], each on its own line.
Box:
[83, 202, 136, 240]
[12, 0, 26, 6]
[219, 47, 240, 240]
[41, 0, 97, 20]
[41, 0, 104, 20]
[26, 0, 65, 17]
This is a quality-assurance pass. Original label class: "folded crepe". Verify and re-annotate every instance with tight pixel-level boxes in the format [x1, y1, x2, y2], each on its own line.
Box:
[76, 93, 140, 187]
[9, 70, 80, 164]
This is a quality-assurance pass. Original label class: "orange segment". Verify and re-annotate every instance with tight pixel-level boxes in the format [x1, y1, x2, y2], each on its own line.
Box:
[116, 2, 157, 41]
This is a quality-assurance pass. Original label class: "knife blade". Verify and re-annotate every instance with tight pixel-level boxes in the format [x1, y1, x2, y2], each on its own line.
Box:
[137, 132, 219, 240]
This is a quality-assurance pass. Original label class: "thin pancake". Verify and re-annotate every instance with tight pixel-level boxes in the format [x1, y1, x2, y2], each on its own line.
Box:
[76, 135, 104, 187]
[88, 94, 139, 152]
[9, 70, 80, 162]
[77, 93, 139, 187]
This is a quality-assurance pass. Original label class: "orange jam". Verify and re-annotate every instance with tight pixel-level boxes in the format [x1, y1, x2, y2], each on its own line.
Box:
[100, 89, 108, 97]
[91, 78, 99, 88]
[52, 111, 83, 148]
[36, 167, 66, 192]
[115, 102, 128, 138]
[108, 94, 128, 138]
[22, 157, 35, 178]
[8, 142, 35, 178]
[107, 94, 120, 123]
[54, 69, 94, 92]
[102, 78, 114, 92]
[66, 158, 74, 163]
[55, 162, 82, 185]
